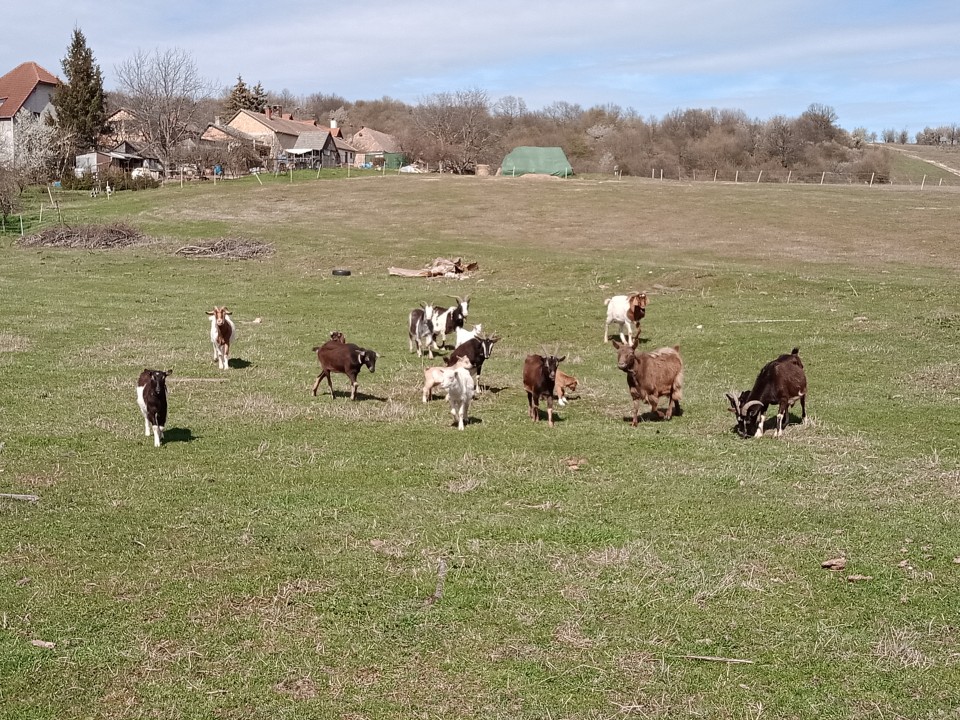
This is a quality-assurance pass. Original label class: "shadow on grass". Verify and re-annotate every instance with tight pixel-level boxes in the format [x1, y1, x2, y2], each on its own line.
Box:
[164, 427, 196, 443]
[228, 358, 253, 369]
[621, 404, 684, 424]
[315, 390, 388, 402]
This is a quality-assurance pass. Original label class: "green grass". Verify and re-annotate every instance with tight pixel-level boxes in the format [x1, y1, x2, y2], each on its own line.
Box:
[2, 174, 960, 719]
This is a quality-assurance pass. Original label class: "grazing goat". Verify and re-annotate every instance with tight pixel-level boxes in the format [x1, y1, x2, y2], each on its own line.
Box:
[523, 354, 565, 427]
[311, 339, 379, 400]
[603, 292, 647, 344]
[206, 306, 235, 369]
[454, 323, 483, 348]
[328, 330, 346, 343]
[431, 295, 470, 349]
[408, 304, 436, 358]
[423, 355, 472, 403]
[726, 348, 807, 438]
[440, 360, 476, 430]
[445, 334, 499, 393]
[554, 369, 579, 407]
[136, 369, 170, 447]
[611, 339, 683, 426]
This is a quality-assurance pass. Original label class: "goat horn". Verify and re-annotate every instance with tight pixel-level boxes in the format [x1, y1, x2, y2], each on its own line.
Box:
[726, 391, 740, 409]
[741, 400, 764, 412]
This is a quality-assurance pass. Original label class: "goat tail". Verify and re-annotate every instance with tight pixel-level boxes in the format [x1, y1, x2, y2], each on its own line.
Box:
[603, 298, 612, 306]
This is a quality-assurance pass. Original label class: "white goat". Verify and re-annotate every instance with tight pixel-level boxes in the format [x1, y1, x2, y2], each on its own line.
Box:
[603, 292, 647, 344]
[207, 306, 236, 369]
[423, 355, 471, 403]
[454, 323, 483, 348]
[440, 361, 476, 430]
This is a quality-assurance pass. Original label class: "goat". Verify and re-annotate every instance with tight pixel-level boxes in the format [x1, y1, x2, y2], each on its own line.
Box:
[554, 369, 579, 407]
[726, 348, 807, 438]
[445, 334, 499, 393]
[431, 295, 470, 349]
[439, 360, 476, 430]
[611, 339, 683, 426]
[408, 304, 436, 358]
[206, 306, 236, 370]
[328, 330, 346, 343]
[311, 339, 379, 400]
[603, 292, 647, 344]
[423, 355, 472, 403]
[523, 354, 565, 427]
[454, 323, 483, 348]
[136, 369, 170, 447]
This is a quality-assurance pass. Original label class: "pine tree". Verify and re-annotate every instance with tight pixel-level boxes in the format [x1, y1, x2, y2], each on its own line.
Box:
[224, 76, 254, 116]
[250, 82, 268, 113]
[51, 28, 106, 153]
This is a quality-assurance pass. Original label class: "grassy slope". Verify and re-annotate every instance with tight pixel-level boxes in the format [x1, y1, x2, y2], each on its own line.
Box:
[1, 174, 959, 719]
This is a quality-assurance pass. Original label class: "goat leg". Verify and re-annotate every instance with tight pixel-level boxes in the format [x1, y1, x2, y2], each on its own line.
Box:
[311, 372, 328, 396]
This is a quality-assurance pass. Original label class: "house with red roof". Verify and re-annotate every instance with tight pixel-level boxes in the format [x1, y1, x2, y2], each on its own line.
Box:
[0, 61, 60, 164]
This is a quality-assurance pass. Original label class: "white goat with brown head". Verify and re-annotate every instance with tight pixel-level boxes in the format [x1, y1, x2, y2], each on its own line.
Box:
[206, 306, 235, 370]
[604, 292, 647, 344]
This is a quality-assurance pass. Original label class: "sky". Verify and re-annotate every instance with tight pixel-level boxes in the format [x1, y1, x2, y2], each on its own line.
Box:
[4, 0, 960, 137]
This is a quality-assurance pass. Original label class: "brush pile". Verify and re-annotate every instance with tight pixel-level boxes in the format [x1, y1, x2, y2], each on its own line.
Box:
[174, 238, 274, 260]
[17, 223, 147, 249]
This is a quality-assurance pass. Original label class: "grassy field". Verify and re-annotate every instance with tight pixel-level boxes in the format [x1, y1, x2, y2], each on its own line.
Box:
[2, 172, 959, 719]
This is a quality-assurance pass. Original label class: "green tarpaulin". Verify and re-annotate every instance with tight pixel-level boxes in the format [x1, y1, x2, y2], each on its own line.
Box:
[500, 146, 573, 177]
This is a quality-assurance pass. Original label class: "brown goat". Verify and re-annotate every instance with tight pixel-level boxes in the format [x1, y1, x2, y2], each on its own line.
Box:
[554, 369, 579, 406]
[523, 354, 565, 427]
[311, 339, 378, 400]
[726, 348, 807, 438]
[611, 339, 683, 426]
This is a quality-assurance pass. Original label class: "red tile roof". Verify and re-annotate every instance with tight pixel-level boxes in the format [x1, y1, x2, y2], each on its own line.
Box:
[0, 62, 60, 119]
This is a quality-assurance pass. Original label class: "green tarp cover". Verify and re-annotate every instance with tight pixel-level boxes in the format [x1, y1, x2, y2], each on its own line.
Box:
[500, 146, 573, 177]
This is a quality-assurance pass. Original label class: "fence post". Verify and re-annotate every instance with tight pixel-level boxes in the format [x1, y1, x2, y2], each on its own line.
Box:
[921, 174, 926, 190]
[20, 215, 24, 236]
[735, 170, 739, 183]
[820, 172, 825, 185]
[787, 170, 792, 183]
[757, 170, 763, 184]
[660, 168, 663, 181]
[869, 172, 874, 187]
[714, 169, 718, 182]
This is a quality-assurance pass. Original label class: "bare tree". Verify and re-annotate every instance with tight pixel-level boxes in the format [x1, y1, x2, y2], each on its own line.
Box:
[114, 47, 211, 174]
[413, 89, 495, 173]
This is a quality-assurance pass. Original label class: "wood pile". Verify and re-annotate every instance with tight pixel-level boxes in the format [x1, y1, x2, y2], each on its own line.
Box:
[17, 223, 146, 249]
[174, 238, 274, 260]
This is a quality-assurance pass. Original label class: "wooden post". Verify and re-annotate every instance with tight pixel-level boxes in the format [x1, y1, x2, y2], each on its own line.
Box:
[757, 170, 763, 183]
[869, 172, 874, 187]
[787, 170, 792, 183]
[939, 178, 943, 186]
[820, 171, 825, 185]
[713, 169, 718, 182]
[735, 170, 739, 183]
[39, 203, 43, 224]
[180, 166, 184, 188]
[20, 215, 24, 236]
[920, 174, 926, 190]
[660, 168, 663, 181]
[254, 171, 263, 185]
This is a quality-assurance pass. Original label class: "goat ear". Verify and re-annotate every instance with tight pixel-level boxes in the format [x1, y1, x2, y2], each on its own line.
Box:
[556, 355, 566, 363]
[225, 309, 232, 315]
[611, 339, 623, 349]
[165, 369, 173, 377]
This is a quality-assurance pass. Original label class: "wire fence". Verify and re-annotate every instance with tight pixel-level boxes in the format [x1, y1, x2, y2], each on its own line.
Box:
[637, 167, 960, 187]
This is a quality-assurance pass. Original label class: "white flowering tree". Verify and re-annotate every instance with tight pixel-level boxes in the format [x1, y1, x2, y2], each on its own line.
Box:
[13, 109, 63, 185]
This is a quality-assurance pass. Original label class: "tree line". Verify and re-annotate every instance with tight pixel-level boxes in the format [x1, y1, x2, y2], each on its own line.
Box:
[4, 29, 958, 206]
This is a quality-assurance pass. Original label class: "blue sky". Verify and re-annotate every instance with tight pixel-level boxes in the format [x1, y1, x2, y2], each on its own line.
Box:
[4, 0, 960, 137]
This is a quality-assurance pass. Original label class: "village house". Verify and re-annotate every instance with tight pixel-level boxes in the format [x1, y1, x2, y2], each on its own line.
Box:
[348, 126, 402, 168]
[0, 61, 59, 164]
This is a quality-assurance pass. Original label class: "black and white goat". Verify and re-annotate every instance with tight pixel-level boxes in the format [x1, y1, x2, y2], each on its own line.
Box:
[408, 303, 436, 358]
[726, 348, 808, 438]
[431, 295, 470, 350]
[136, 369, 170, 447]
[445, 334, 499, 393]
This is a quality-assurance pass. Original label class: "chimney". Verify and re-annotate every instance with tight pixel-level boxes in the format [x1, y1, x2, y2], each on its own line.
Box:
[264, 106, 272, 120]
[330, 118, 338, 130]
[214, 115, 221, 126]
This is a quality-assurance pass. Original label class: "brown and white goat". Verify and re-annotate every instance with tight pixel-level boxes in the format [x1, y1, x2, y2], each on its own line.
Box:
[604, 292, 647, 344]
[136, 368, 171, 447]
[423, 355, 472, 403]
[554, 369, 579, 407]
[523, 353, 566, 427]
[446, 334, 499, 393]
[311, 339, 379, 400]
[726, 348, 807, 438]
[611, 339, 683, 426]
[206, 306, 235, 369]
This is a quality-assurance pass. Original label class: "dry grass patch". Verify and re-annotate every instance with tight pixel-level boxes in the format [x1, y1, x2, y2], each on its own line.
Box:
[0, 333, 30, 352]
[872, 627, 934, 669]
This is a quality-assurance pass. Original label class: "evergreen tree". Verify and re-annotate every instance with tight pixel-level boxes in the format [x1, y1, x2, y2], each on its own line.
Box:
[250, 82, 268, 113]
[223, 75, 253, 116]
[51, 28, 107, 153]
